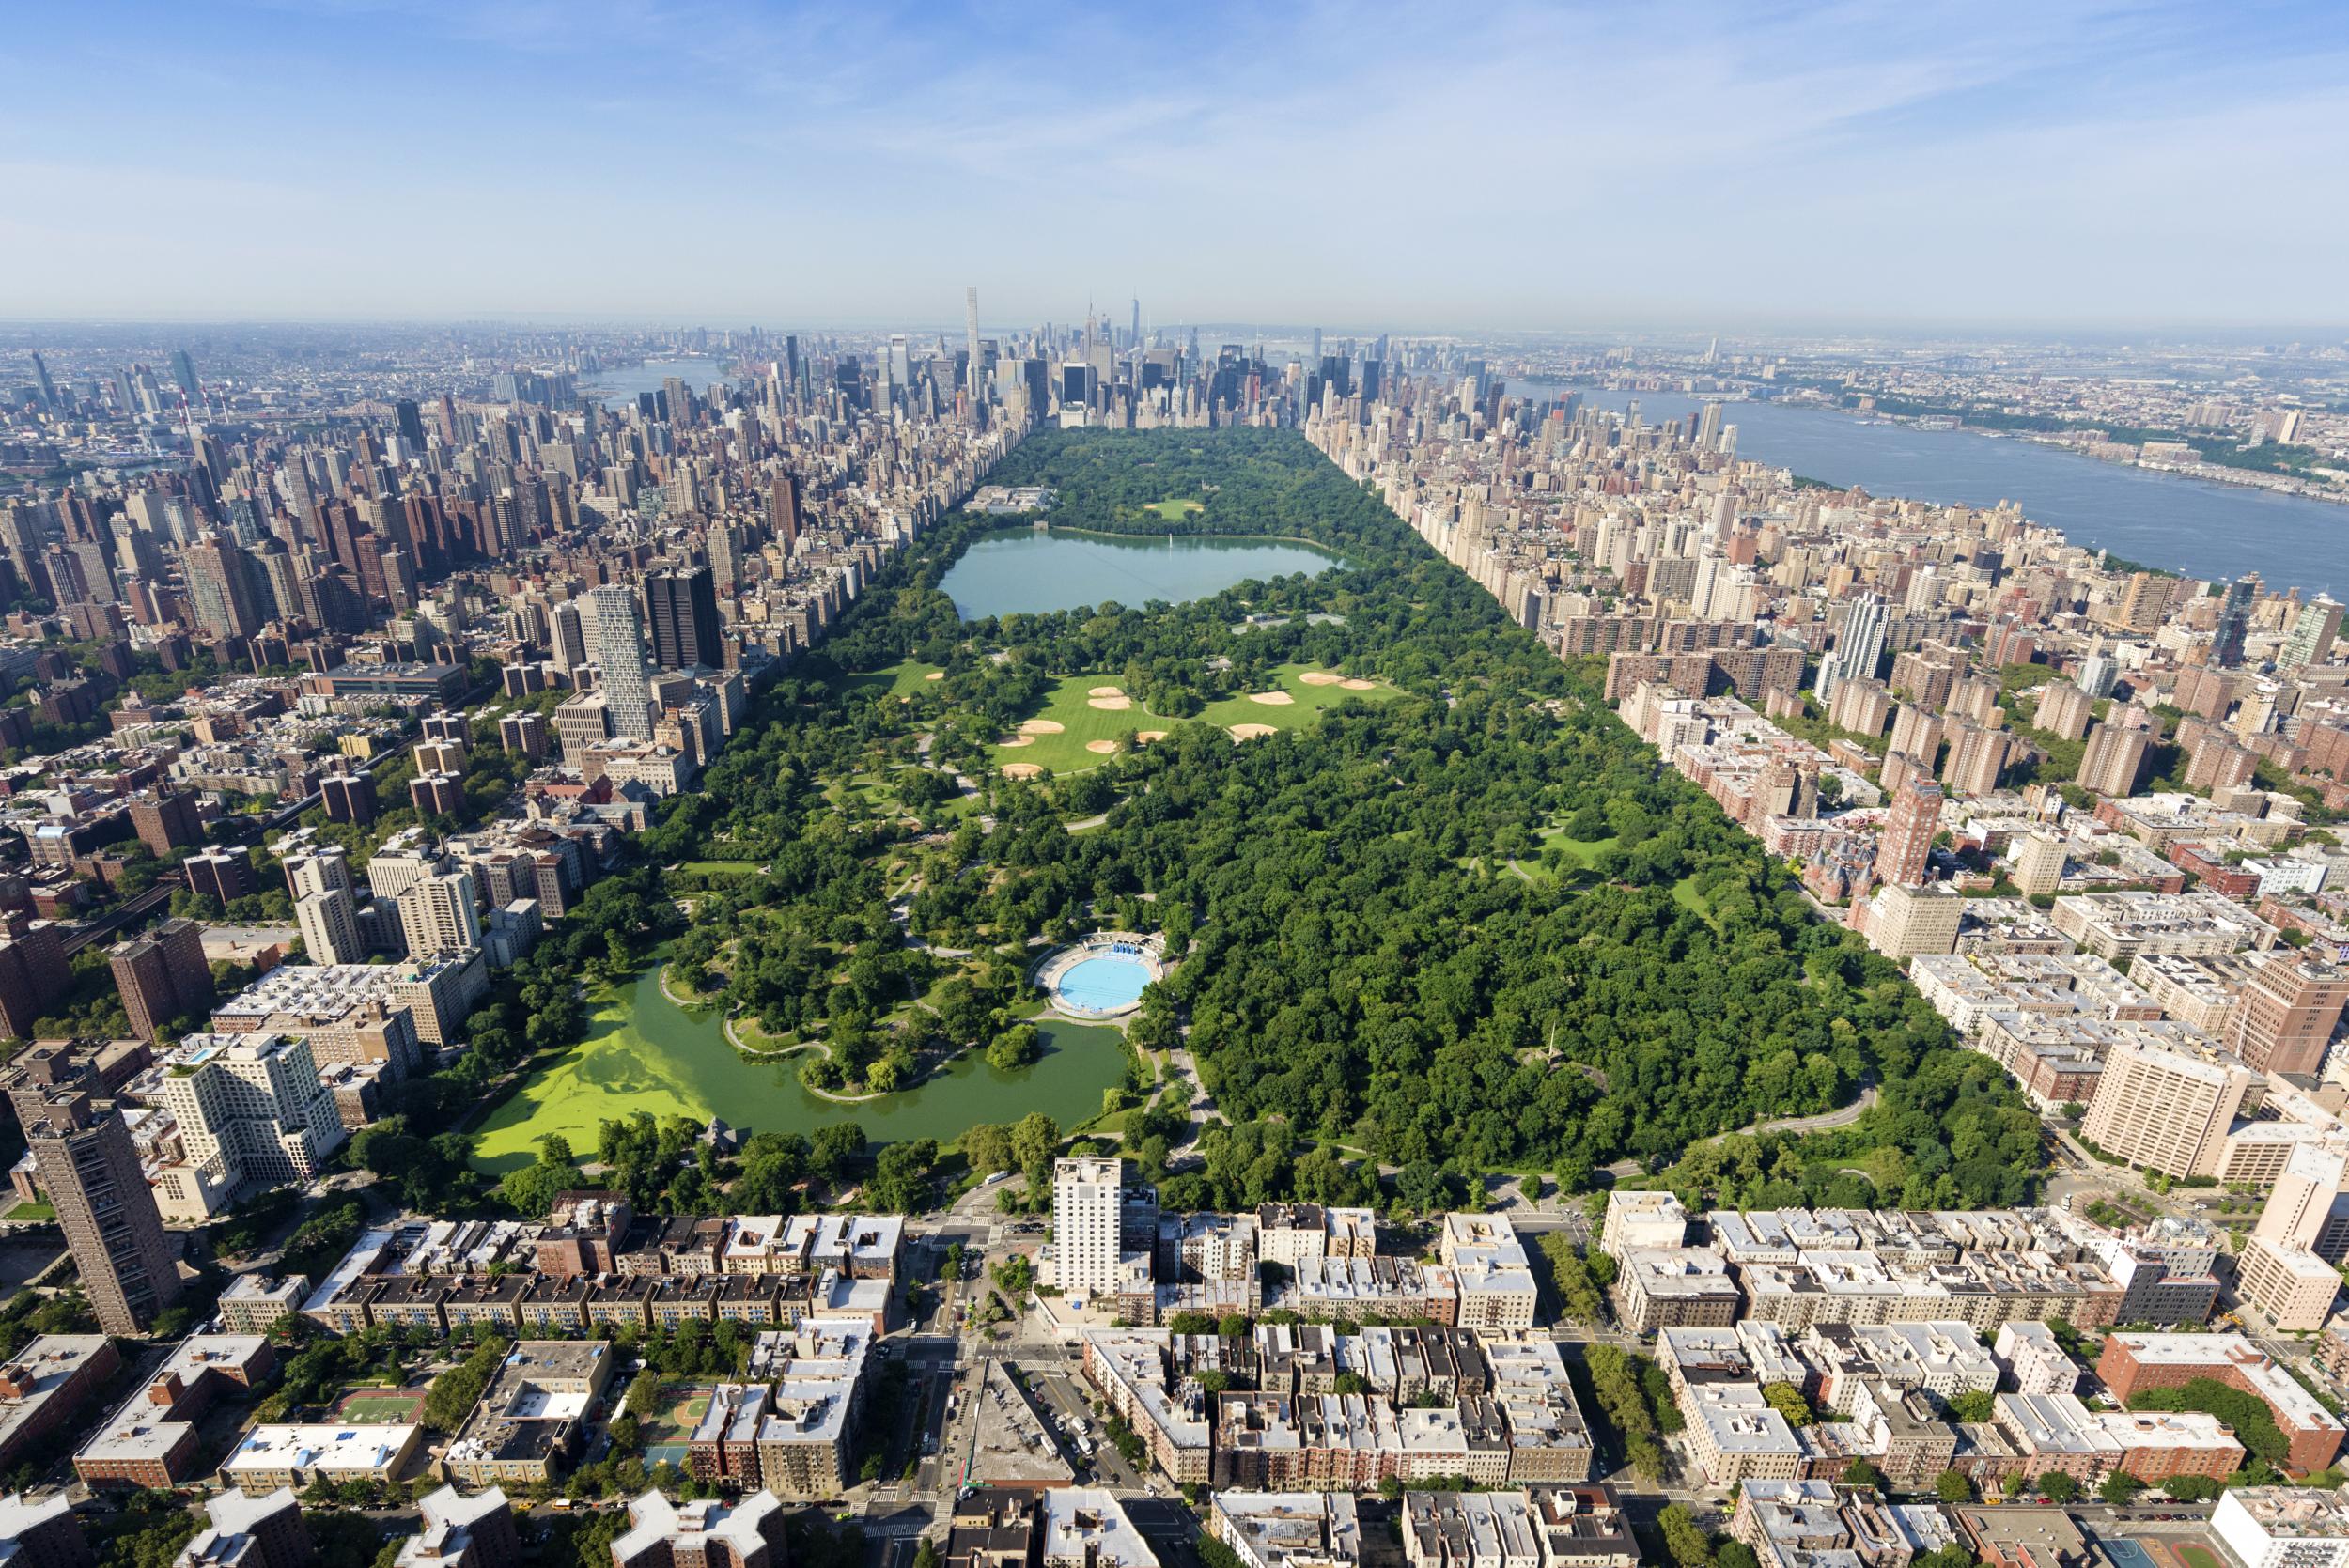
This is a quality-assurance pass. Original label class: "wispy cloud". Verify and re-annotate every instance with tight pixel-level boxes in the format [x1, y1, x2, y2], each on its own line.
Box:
[2, 0, 2344, 324]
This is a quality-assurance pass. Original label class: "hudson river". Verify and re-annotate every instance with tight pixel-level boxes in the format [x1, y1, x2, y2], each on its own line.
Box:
[1526, 381, 2343, 598]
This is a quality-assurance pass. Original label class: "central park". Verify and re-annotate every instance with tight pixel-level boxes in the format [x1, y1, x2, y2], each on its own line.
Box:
[351, 426, 2037, 1224]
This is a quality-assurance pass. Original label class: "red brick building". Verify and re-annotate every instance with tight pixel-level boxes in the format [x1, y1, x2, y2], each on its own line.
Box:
[2096, 1333, 2344, 1475]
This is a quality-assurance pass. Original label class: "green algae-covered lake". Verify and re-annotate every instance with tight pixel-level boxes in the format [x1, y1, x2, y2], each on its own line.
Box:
[472, 960, 1126, 1175]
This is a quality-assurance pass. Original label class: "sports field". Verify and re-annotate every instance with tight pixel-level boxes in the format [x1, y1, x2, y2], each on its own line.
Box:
[1191, 663, 1403, 735]
[642, 1381, 717, 1466]
[1142, 499, 1204, 520]
[988, 663, 1401, 777]
[334, 1388, 426, 1423]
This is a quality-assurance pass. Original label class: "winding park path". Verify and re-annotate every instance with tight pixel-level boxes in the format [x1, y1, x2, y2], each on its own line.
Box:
[1598, 1080, 1881, 1179]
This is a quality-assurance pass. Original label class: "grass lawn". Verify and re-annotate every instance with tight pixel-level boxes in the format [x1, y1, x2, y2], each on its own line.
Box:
[1513, 828, 1618, 883]
[677, 861, 764, 877]
[2177, 1548, 2220, 1568]
[842, 660, 946, 701]
[988, 663, 1403, 777]
[825, 770, 899, 811]
[1672, 877, 1717, 922]
[1538, 829, 1618, 867]
[2, 1199, 55, 1222]
[1142, 499, 1204, 520]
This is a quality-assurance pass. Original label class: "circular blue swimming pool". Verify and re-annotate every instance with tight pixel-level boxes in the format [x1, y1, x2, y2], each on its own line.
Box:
[1054, 955, 1153, 1014]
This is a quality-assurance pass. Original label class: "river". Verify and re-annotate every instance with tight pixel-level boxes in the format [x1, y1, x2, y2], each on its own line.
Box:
[1516, 380, 2344, 598]
[576, 356, 743, 407]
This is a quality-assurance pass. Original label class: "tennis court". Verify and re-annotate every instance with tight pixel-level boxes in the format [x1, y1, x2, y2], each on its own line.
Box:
[333, 1387, 427, 1424]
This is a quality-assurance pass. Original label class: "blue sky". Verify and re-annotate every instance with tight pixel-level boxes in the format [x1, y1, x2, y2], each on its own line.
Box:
[3, 0, 2344, 330]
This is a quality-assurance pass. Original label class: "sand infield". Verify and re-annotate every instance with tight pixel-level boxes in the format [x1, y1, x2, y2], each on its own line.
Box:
[1088, 686, 1124, 696]
[1247, 691, 1296, 706]
[1018, 719, 1066, 735]
[1229, 723, 1279, 740]
[1001, 763, 1044, 779]
[1341, 678, 1376, 691]
[998, 735, 1034, 748]
[1299, 670, 1344, 686]
[1136, 730, 1169, 743]
[1087, 695, 1132, 710]
[1085, 740, 1120, 754]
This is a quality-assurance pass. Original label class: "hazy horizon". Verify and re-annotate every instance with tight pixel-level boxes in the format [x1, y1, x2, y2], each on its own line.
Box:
[3, 314, 2347, 343]
[5, 1, 2346, 329]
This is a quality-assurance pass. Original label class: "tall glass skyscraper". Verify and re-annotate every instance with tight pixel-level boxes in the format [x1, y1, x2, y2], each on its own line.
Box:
[586, 584, 654, 739]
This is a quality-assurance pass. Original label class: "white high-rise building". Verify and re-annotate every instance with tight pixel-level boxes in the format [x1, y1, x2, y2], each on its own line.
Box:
[284, 846, 353, 902]
[586, 585, 654, 740]
[1815, 592, 1889, 706]
[2082, 1040, 2255, 1180]
[397, 870, 482, 959]
[2215, 1489, 2349, 1568]
[365, 840, 450, 905]
[295, 886, 366, 967]
[1695, 401, 1724, 451]
[157, 1032, 347, 1186]
[2080, 652, 2119, 699]
[964, 286, 983, 405]
[1053, 1157, 1125, 1303]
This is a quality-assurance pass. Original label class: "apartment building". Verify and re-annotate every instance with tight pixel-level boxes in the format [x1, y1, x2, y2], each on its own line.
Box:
[1597, 1190, 1688, 1260]
[75, 1333, 272, 1488]
[2216, 1490, 2349, 1568]
[1615, 1247, 1741, 1334]
[0, 1336, 119, 1477]
[178, 1488, 314, 1568]
[1055, 1157, 1128, 1304]
[2081, 1039, 2257, 1179]
[220, 1423, 423, 1492]
[1255, 1203, 1377, 1268]
[752, 1318, 872, 1498]
[1437, 1214, 1539, 1331]
[1212, 1491, 1362, 1568]
[610, 1490, 786, 1568]
[1400, 1487, 1639, 1568]
[391, 1486, 521, 1568]
[152, 1032, 347, 1188]
[2097, 1333, 2344, 1474]
[442, 1340, 614, 1488]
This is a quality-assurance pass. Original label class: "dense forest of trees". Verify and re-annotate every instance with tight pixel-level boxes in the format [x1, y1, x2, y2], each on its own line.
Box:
[630, 427, 2038, 1206]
